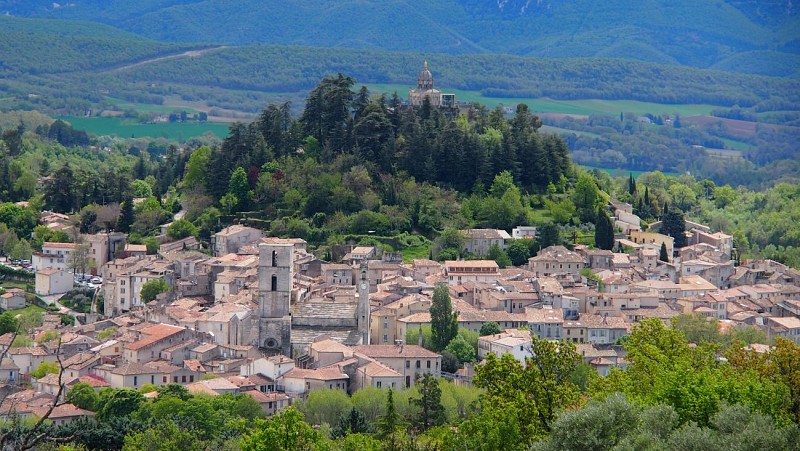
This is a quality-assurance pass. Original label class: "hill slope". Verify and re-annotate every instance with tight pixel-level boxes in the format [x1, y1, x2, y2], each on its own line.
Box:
[1, 0, 798, 76]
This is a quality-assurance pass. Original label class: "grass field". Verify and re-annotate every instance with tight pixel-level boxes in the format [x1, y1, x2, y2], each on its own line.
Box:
[720, 138, 752, 151]
[540, 125, 600, 138]
[13, 303, 46, 316]
[105, 97, 204, 115]
[400, 244, 432, 263]
[580, 165, 681, 178]
[59, 116, 231, 139]
[365, 84, 719, 117]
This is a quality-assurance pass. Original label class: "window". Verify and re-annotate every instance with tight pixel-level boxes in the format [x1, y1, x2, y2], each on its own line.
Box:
[383, 334, 388, 343]
[163, 376, 167, 383]
[174, 376, 178, 383]
[133, 376, 138, 386]
[271, 250, 277, 267]
[271, 275, 277, 291]
[416, 360, 420, 368]
[190, 375, 194, 382]
[377, 381, 382, 388]
[151, 375, 154, 384]
[383, 322, 388, 329]
[406, 360, 410, 368]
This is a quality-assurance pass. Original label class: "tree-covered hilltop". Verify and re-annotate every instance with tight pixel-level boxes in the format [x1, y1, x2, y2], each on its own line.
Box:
[3, 0, 798, 76]
[3, 73, 800, 268]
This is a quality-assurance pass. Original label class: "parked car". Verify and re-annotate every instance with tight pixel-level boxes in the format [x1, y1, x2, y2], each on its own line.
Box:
[90, 277, 102, 284]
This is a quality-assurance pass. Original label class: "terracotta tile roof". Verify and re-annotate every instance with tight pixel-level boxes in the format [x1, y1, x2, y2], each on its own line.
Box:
[281, 367, 349, 381]
[184, 359, 207, 373]
[125, 324, 186, 351]
[110, 362, 157, 375]
[351, 344, 440, 359]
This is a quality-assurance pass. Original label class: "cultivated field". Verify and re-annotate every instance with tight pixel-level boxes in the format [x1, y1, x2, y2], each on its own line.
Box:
[59, 116, 230, 140]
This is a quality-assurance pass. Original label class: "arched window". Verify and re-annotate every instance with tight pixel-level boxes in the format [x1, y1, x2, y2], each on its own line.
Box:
[271, 275, 278, 291]
[271, 250, 277, 267]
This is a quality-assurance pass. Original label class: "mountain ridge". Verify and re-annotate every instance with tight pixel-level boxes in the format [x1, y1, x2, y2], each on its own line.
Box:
[1, 0, 797, 76]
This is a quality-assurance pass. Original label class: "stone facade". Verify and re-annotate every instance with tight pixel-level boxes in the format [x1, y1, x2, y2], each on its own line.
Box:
[257, 241, 293, 356]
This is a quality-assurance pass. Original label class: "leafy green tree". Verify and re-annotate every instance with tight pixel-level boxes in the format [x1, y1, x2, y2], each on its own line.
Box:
[140, 278, 169, 303]
[10, 238, 32, 260]
[31, 361, 59, 378]
[156, 383, 191, 401]
[475, 338, 581, 439]
[130, 179, 153, 198]
[298, 388, 352, 427]
[97, 388, 145, 421]
[480, 321, 502, 336]
[537, 223, 561, 248]
[506, 240, 531, 266]
[183, 146, 212, 189]
[243, 408, 327, 450]
[430, 285, 458, 352]
[444, 334, 476, 365]
[441, 351, 460, 374]
[123, 420, 206, 451]
[671, 314, 719, 344]
[67, 382, 100, 411]
[572, 172, 602, 224]
[0, 312, 19, 334]
[143, 237, 160, 254]
[351, 387, 386, 426]
[227, 166, 251, 212]
[713, 185, 737, 209]
[411, 374, 446, 432]
[166, 219, 198, 240]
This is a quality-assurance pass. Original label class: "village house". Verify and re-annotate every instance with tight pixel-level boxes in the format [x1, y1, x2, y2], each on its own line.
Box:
[460, 229, 511, 256]
[0, 288, 26, 310]
[351, 344, 441, 388]
[528, 246, 585, 277]
[213, 225, 263, 257]
[477, 329, 532, 363]
[444, 260, 500, 285]
[32, 242, 77, 272]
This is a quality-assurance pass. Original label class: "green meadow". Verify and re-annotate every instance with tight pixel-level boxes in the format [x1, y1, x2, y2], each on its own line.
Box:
[59, 116, 231, 140]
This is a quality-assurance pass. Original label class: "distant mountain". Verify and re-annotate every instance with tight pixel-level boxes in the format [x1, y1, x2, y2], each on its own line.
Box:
[1, 0, 798, 76]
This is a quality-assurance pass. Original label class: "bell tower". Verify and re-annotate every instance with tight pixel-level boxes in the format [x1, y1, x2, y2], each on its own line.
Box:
[357, 261, 370, 345]
[257, 240, 293, 356]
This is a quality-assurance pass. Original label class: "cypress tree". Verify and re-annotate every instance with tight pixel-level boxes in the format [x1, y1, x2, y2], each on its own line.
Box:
[430, 284, 458, 351]
[659, 241, 669, 262]
[594, 207, 615, 250]
[628, 173, 636, 196]
[117, 196, 135, 233]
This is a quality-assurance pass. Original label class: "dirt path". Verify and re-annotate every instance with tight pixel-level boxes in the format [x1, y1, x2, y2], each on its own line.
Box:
[107, 46, 228, 74]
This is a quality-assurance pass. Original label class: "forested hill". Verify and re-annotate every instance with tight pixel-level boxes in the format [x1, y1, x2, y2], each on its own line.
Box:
[1, 0, 798, 77]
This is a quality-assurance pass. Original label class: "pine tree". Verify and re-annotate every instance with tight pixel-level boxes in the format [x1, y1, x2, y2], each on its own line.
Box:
[411, 374, 446, 432]
[377, 389, 402, 451]
[659, 241, 669, 262]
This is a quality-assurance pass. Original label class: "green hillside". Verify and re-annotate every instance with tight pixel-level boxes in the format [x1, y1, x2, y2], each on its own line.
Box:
[1, 0, 797, 76]
[0, 16, 202, 76]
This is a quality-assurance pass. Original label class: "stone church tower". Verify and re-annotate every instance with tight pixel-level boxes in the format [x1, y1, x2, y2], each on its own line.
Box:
[357, 261, 370, 345]
[257, 240, 293, 356]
